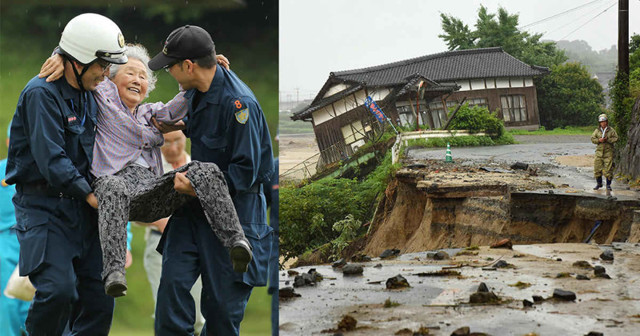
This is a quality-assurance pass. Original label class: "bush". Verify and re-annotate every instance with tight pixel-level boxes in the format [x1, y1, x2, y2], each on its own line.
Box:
[447, 103, 505, 137]
[280, 153, 399, 260]
[405, 134, 515, 149]
[537, 62, 605, 129]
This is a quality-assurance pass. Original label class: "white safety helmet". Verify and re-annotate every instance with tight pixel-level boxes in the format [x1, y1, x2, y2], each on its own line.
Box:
[59, 13, 127, 65]
[598, 114, 608, 122]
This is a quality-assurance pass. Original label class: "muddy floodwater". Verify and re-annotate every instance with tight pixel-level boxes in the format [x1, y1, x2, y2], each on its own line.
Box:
[280, 244, 640, 335]
[280, 135, 640, 335]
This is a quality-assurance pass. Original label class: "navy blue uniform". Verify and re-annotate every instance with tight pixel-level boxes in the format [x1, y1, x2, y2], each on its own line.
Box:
[156, 66, 274, 336]
[6, 76, 114, 335]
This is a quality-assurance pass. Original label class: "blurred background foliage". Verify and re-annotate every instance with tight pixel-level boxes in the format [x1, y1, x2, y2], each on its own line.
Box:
[0, 1, 278, 335]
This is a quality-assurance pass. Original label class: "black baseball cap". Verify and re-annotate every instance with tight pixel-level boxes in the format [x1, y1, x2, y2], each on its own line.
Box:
[148, 25, 215, 71]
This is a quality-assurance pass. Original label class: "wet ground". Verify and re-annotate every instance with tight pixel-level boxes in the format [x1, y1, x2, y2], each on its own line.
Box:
[280, 135, 640, 335]
[407, 135, 639, 200]
[280, 243, 640, 335]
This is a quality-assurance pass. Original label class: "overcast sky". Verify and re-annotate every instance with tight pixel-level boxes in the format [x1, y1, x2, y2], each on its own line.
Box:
[279, 0, 640, 99]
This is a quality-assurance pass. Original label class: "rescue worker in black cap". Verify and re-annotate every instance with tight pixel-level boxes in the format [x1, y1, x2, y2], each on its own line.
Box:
[148, 25, 274, 336]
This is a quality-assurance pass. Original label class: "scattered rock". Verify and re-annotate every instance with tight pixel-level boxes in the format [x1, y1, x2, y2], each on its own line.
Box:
[395, 328, 413, 335]
[585, 332, 603, 336]
[380, 249, 401, 259]
[576, 274, 590, 280]
[374, 263, 383, 268]
[600, 250, 614, 261]
[308, 268, 323, 282]
[351, 254, 372, 262]
[511, 162, 529, 170]
[342, 264, 364, 276]
[593, 265, 606, 275]
[556, 272, 571, 278]
[279, 287, 301, 299]
[287, 270, 299, 276]
[595, 273, 611, 279]
[469, 291, 499, 304]
[556, 258, 563, 261]
[494, 260, 510, 268]
[553, 288, 576, 301]
[523, 299, 533, 308]
[451, 326, 470, 335]
[477, 282, 489, 293]
[532, 295, 544, 303]
[332, 258, 347, 268]
[572, 260, 593, 269]
[337, 315, 357, 331]
[386, 274, 410, 289]
[490, 239, 513, 249]
[434, 250, 450, 260]
[293, 273, 317, 287]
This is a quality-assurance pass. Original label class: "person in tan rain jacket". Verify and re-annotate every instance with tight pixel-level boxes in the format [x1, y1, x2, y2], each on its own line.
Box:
[591, 113, 618, 191]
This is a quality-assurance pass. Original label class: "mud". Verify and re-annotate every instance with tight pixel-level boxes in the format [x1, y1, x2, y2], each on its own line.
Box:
[280, 136, 640, 334]
[362, 162, 640, 257]
[280, 243, 640, 335]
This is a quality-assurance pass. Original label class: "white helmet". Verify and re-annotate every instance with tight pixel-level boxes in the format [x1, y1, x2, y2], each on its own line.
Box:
[59, 13, 127, 65]
[598, 114, 608, 122]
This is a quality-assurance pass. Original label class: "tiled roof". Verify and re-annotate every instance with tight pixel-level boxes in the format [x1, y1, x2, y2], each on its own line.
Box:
[291, 85, 363, 120]
[292, 48, 549, 121]
[332, 47, 549, 85]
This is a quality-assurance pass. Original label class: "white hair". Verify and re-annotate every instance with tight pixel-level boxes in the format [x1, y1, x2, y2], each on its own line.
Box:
[108, 43, 157, 98]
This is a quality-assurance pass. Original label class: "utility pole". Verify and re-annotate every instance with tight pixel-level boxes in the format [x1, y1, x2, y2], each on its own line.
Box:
[618, 0, 629, 78]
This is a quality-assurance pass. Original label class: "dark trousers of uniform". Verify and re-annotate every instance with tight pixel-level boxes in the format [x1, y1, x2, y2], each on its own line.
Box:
[12, 192, 114, 335]
[92, 161, 247, 280]
[155, 192, 273, 336]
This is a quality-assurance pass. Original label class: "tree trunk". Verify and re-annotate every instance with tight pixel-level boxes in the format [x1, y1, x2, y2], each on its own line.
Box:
[617, 97, 640, 181]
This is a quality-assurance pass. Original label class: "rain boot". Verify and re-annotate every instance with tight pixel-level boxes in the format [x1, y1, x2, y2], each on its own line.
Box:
[593, 177, 603, 190]
[606, 178, 612, 191]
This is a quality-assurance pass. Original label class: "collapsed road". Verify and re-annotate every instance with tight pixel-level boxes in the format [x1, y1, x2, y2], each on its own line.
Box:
[280, 135, 640, 335]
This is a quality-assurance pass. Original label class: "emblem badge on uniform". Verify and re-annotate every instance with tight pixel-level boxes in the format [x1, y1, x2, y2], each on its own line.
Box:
[233, 99, 248, 124]
[235, 108, 249, 124]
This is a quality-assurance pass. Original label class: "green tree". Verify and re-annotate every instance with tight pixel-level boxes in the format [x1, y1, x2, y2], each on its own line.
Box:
[439, 6, 567, 68]
[439, 6, 613, 129]
[537, 62, 604, 128]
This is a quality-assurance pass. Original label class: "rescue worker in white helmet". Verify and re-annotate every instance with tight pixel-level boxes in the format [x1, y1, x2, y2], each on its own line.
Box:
[5, 13, 127, 334]
[590, 113, 618, 191]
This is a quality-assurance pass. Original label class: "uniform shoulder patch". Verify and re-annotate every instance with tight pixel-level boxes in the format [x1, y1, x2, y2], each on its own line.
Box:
[231, 97, 249, 124]
[235, 108, 249, 124]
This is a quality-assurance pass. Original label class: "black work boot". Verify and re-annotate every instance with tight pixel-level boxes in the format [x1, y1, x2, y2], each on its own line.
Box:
[606, 178, 612, 191]
[593, 177, 603, 190]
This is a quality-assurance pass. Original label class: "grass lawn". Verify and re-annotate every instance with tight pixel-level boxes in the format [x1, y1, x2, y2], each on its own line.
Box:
[508, 125, 593, 135]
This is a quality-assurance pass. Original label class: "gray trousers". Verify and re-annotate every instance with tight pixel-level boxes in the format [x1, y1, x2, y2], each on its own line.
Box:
[93, 161, 247, 279]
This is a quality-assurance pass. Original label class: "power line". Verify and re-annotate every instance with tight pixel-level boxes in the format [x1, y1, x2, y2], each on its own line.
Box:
[520, 0, 605, 29]
[541, 0, 616, 39]
[559, 1, 617, 40]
